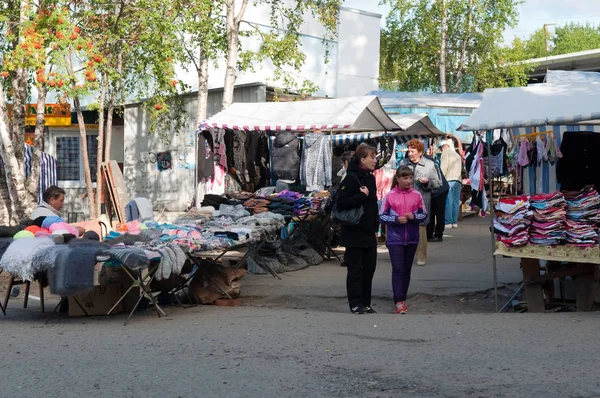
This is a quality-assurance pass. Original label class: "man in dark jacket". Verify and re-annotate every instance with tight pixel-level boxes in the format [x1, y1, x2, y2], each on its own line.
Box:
[337, 145, 379, 314]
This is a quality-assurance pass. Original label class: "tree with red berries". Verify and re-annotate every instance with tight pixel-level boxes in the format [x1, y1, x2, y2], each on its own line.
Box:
[1, 1, 104, 221]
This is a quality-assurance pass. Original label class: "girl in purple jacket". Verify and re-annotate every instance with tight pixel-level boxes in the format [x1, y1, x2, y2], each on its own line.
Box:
[379, 166, 427, 314]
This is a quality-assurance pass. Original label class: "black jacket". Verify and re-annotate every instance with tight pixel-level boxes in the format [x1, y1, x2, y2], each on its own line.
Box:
[272, 132, 300, 181]
[557, 131, 600, 191]
[337, 159, 379, 248]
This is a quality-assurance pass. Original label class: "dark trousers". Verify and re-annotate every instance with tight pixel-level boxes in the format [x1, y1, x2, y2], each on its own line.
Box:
[427, 190, 448, 239]
[388, 244, 418, 303]
[345, 246, 377, 309]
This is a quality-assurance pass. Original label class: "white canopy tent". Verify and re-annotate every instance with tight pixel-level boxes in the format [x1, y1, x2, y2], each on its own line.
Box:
[200, 96, 403, 133]
[458, 82, 600, 131]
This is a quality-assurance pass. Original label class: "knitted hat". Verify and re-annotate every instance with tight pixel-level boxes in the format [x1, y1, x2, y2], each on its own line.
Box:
[31, 216, 47, 227]
[34, 229, 51, 237]
[82, 231, 100, 241]
[25, 225, 44, 235]
[42, 216, 64, 230]
[49, 222, 78, 237]
[13, 230, 35, 239]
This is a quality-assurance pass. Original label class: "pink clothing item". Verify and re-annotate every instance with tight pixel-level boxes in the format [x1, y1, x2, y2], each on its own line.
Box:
[208, 165, 226, 195]
[374, 168, 394, 201]
[48, 222, 78, 237]
[380, 187, 426, 220]
[517, 139, 531, 167]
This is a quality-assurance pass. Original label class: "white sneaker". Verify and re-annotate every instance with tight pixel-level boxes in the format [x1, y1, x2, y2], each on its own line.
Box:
[445, 224, 453, 229]
[452, 224, 458, 228]
[416, 261, 426, 266]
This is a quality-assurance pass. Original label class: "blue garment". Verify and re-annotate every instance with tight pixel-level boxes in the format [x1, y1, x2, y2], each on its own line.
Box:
[445, 181, 462, 224]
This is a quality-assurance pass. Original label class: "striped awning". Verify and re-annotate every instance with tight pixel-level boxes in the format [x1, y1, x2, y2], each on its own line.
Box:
[200, 96, 403, 133]
[331, 132, 385, 146]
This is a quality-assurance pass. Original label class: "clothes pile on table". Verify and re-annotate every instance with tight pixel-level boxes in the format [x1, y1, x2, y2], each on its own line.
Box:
[0, 233, 151, 295]
[494, 196, 531, 247]
[564, 186, 600, 247]
[528, 192, 567, 246]
[241, 189, 330, 218]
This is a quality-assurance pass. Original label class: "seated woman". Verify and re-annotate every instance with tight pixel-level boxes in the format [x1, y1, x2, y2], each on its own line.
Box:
[31, 185, 66, 219]
[31, 186, 85, 236]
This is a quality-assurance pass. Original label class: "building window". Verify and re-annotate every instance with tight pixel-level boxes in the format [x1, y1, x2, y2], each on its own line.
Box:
[86, 135, 98, 183]
[56, 137, 80, 181]
[56, 135, 98, 183]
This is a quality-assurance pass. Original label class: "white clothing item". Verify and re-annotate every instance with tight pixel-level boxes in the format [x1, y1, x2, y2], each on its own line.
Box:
[440, 147, 463, 182]
[31, 201, 64, 220]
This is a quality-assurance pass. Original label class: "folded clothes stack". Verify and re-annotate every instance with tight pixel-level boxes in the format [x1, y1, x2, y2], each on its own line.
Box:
[529, 192, 567, 246]
[564, 186, 600, 247]
[494, 196, 531, 247]
[243, 198, 271, 214]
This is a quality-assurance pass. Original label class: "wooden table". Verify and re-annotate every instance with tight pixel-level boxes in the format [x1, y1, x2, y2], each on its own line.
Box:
[495, 242, 600, 312]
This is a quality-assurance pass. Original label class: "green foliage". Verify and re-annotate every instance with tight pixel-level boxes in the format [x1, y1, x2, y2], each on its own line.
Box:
[380, 0, 528, 93]
[238, 0, 341, 95]
[520, 23, 600, 60]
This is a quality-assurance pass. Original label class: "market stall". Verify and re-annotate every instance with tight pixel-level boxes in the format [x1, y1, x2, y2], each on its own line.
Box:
[196, 96, 415, 270]
[459, 81, 600, 312]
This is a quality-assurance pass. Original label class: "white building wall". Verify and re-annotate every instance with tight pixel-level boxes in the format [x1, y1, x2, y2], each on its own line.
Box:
[336, 7, 381, 97]
[175, 5, 380, 99]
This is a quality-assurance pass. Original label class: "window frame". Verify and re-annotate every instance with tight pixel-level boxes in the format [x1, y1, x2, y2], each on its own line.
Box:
[50, 130, 99, 189]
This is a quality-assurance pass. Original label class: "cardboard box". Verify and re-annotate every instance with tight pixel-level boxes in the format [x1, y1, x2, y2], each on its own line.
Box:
[68, 284, 123, 317]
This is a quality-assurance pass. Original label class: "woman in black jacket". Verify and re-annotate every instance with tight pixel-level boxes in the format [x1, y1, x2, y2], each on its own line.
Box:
[336, 144, 379, 314]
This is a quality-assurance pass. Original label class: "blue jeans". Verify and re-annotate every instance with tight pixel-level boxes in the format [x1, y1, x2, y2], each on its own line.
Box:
[445, 181, 461, 224]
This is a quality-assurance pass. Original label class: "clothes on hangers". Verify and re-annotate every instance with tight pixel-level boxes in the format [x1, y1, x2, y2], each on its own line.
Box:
[557, 131, 600, 191]
[196, 130, 215, 180]
[272, 131, 301, 181]
[300, 132, 332, 191]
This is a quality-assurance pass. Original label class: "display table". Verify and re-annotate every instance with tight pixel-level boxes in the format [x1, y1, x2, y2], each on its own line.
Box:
[495, 242, 600, 312]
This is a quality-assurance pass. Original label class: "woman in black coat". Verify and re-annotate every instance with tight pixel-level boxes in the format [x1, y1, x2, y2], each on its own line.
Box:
[336, 144, 379, 314]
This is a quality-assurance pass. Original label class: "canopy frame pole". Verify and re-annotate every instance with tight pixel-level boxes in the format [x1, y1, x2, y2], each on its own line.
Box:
[485, 130, 499, 312]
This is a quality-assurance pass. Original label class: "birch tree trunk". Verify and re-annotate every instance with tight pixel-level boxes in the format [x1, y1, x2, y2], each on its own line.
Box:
[25, 85, 47, 212]
[0, 84, 28, 223]
[1, 0, 32, 221]
[105, 48, 122, 163]
[222, 0, 249, 110]
[74, 96, 97, 219]
[439, 0, 447, 93]
[197, 46, 210, 122]
[96, 70, 108, 216]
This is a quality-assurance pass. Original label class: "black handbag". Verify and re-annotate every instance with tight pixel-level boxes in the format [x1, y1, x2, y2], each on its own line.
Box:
[332, 174, 365, 225]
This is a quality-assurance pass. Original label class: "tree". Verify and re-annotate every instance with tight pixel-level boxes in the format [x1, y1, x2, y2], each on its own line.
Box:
[520, 23, 600, 60]
[380, 0, 528, 93]
[522, 27, 548, 59]
[553, 23, 600, 55]
[0, 1, 90, 221]
[221, 0, 341, 110]
[179, 0, 227, 123]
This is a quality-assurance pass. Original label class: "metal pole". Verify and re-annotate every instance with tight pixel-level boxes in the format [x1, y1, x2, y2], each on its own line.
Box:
[485, 130, 499, 312]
